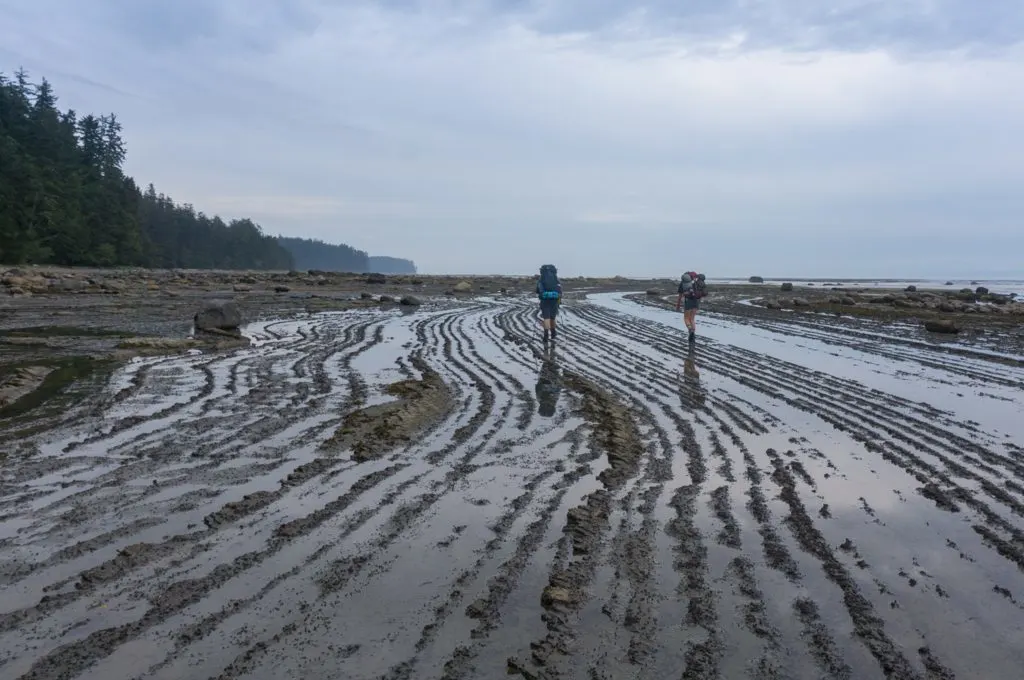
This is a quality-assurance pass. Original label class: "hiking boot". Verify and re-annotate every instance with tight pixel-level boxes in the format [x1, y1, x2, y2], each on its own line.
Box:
[688, 330, 696, 343]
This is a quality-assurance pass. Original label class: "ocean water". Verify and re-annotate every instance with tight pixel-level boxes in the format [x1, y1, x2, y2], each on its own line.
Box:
[710, 278, 1024, 297]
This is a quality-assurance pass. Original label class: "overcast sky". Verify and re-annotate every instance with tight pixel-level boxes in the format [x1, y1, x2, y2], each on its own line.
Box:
[2, 0, 1022, 278]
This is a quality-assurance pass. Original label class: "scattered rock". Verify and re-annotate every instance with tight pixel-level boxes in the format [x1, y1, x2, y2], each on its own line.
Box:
[360, 292, 374, 300]
[194, 301, 242, 335]
[464, 598, 488, 619]
[792, 297, 811, 307]
[274, 285, 290, 293]
[541, 586, 575, 608]
[645, 289, 663, 297]
[780, 282, 794, 292]
[379, 295, 395, 303]
[905, 285, 917, 292]
[0, 366, 53, 409]
[51, 278, 87, 292]
[976, 286, 989, 295]
[322, 359, 452, 460]
[749, 276, 764, 283]
[924, 320, 959, 334]
[233, 284, 252, 293]
[2, 273, 48, 293]
[454, 281, 473, 293]
[366, 273, 387, 285]
[399, 296, 422, 307]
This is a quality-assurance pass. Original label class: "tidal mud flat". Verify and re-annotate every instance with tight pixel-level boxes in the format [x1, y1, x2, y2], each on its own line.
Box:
[1, 271, 1023, 680]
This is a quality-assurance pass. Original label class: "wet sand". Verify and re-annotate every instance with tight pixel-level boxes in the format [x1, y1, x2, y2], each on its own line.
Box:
[1, 283, 1023, 680]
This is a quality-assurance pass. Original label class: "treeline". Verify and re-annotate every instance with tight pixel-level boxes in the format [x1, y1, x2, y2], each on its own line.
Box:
[276, 236, 367, 272]
[369, 255, 416, 274]
[277, 236, 417, 274]
[0, 69, 414, 272]
[0, 69, 293, 269]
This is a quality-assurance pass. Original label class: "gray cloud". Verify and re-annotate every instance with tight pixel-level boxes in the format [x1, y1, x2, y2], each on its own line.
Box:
[352, 1, 1024, 53]
[1, 0, 1022, 277]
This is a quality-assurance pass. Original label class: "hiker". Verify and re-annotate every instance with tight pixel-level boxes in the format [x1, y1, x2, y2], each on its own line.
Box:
[675, 271, 707, 343]
[537, 264, 563, 345]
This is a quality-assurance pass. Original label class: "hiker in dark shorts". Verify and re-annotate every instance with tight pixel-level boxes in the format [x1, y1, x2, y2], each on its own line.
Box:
[537, 264, 563, 346]
[675, 271, 707, 343]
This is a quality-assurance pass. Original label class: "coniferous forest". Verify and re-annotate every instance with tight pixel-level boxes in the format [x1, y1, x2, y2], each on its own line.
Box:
[275, 236, 416, 274]
[0, 69, 415, 273]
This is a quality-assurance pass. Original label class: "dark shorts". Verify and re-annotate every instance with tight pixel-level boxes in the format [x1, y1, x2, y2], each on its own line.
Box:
[540, 298, 559, 319]
[683, 296, 700, 312]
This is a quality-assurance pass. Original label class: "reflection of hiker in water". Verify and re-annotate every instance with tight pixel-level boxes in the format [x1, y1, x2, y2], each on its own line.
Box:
[680, 346, 705, 409]
[535, 353, 562, 417]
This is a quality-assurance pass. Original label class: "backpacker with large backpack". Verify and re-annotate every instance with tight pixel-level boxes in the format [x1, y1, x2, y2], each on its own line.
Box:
[539, 264, 561, 300]
[683, 271, 707, 299]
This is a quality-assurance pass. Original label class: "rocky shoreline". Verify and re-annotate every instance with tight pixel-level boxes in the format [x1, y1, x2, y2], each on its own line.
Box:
[3, 267, 1022, 425]
[746, 282, 1024, 333]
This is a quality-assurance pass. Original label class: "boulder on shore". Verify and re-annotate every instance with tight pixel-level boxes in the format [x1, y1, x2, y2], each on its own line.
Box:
[976, 286, 990, 295]
[924, 320, 959, 334]
[646, 289, 663, 297]
[399, 296, 422, 307]
[366, 273, 387, 285]
[454, 281, 473, 293]
[194, 301, 242, 335]
[780, 282, 794, 292]
[748, 276, 764, 283]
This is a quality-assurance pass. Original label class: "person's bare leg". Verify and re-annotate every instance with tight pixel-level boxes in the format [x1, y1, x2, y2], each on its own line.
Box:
[685, 309, 697, 341]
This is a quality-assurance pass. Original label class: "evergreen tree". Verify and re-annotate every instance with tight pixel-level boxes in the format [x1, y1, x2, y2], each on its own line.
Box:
[276, 236, 370, 272]
[0, 68, 412, 273]
[0, 68, 295, 270]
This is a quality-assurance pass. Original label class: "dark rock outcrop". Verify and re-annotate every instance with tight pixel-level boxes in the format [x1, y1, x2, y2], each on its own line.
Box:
[924, 320, 959, 334]
[194, 302, 242, 335]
